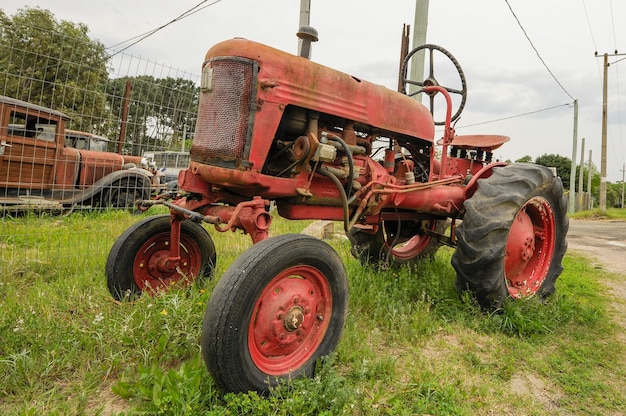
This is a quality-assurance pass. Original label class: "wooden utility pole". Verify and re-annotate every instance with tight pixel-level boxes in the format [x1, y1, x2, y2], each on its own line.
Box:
[596, 51, 626, 214]
[622, 163, 626, 209]
[577, 137, 585, 211]
[568, 99, 578, 213]
[118, 79, 132, 155]
[599, 53, 608, 214]
[398, 24, 411, 92]
[587, 149, 593, 210]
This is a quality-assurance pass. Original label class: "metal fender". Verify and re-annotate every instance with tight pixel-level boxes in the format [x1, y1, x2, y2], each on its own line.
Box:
[92, 168, 153, 188]
[464, 162, 508, 200]
[59, 168, 154, 206]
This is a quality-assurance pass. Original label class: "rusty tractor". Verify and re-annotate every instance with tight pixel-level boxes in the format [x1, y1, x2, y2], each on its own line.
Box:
[106, 30, 568, 393]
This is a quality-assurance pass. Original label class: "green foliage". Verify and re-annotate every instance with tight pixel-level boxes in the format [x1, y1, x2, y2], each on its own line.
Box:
[534, 153, 572, 189]
[515, 155, 533, 163]
[0, 7, 111, 132]
[0, 7, 200, 154]
[105, 76, 199, 155]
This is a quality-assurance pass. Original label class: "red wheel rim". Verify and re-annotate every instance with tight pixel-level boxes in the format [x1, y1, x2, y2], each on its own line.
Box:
[132, 232, 204, 295]
[385, 220, 435, 260]
[504, 197, 556, 298]
[248, 265, 332, 375]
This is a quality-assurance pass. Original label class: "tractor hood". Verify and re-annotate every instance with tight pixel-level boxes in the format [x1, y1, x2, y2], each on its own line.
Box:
[203, 38, 435, 142]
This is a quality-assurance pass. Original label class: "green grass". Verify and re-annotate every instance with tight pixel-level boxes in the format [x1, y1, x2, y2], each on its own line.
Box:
[570, 207, 626, 220]
[1, 211, 625, 415]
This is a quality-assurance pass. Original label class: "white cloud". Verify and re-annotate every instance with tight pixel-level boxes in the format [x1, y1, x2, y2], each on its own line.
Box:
[2, 0, 625, 180]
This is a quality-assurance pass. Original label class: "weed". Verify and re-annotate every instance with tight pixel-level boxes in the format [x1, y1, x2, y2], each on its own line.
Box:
[0, 213, 624, 415]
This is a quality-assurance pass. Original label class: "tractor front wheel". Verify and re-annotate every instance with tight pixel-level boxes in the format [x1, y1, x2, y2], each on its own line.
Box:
[202, 234, 348, 393]
[106, 215, 216, 300]
[451, 164, 568, 309]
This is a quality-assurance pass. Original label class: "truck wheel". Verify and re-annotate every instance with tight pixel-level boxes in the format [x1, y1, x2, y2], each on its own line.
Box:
[451, 164, 568, 309]
[104, 178, 150, 209]
[202, 234, 348, 393]
[348, 219, 445, 268]
[106, 215, 216, 300]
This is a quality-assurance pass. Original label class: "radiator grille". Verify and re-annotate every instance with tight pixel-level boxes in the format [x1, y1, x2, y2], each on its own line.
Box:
[191, 58, 256, 167]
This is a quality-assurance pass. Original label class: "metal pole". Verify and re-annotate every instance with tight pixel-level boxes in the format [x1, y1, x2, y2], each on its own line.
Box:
[409, 0, 429, 97]
[298, 0, 311, 55]
[568, 99, 578, 213]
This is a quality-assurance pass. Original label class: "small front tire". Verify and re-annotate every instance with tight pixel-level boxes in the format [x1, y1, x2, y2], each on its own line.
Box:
[202, 234, 348, 393]
[106, 215, 216, 300]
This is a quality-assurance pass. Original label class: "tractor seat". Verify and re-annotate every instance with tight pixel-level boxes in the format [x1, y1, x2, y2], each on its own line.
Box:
[438, 134, 510, 152]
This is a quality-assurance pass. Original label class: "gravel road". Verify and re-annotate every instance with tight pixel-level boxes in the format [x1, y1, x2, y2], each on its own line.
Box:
[567, 219, 626, 276]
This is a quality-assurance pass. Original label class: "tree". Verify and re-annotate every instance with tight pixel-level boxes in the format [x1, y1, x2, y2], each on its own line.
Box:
[0, 8, 112, 132]
[515, 155, 533, 163]
[106, 76, 199, 155]
[535, 154, 572, 190]
[607, 182, 621, 208]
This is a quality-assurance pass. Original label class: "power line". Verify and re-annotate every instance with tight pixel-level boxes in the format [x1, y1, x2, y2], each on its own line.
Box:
[504, 0, 575, 101]
[608, 0, 625, 167]
[609, 0, 618, 52]
[581, 0, 597, 53]
[456, 103, 572, 129]
[107, 0, 223, 57]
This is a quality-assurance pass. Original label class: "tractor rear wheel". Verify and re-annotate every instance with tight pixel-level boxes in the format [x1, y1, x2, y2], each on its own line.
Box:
[451, 164, 568, 309]
[348, 218, 445, 268]
[106, 215, 216, 300]
[202, 234, 348, 393]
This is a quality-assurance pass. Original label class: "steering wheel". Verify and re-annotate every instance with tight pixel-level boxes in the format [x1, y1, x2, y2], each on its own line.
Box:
[401, 44, 467, 125]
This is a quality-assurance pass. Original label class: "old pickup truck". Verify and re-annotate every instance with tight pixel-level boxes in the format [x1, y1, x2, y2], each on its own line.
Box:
[0, 95, 156, 211]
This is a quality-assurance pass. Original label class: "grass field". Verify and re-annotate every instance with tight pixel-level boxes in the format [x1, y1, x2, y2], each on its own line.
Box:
[1, 209, 625, 415]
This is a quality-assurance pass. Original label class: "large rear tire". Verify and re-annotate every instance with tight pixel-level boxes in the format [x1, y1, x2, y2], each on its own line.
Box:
[451, 164, 568, 309]
[202, 234, 348, 393]
[348, 218, 445, 268]
[106, 215, 216, 300]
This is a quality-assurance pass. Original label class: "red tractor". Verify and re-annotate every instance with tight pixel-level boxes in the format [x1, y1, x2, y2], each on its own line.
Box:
[106, 31, 568, 393]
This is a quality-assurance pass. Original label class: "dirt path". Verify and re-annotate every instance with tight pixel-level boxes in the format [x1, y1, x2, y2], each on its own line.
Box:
[567, 218, 626, 339]
[567, 219, 626, 277]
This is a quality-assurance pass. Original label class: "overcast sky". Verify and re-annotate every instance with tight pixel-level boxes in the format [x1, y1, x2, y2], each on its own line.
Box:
[3, 0, 625, 182]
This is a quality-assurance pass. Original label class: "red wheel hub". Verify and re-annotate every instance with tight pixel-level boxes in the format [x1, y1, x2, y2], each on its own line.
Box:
[133, 232, 204, 295]
[385, 220, 435, 260]
[504, 197, 556, 298]
[248, 265, 332, 375]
